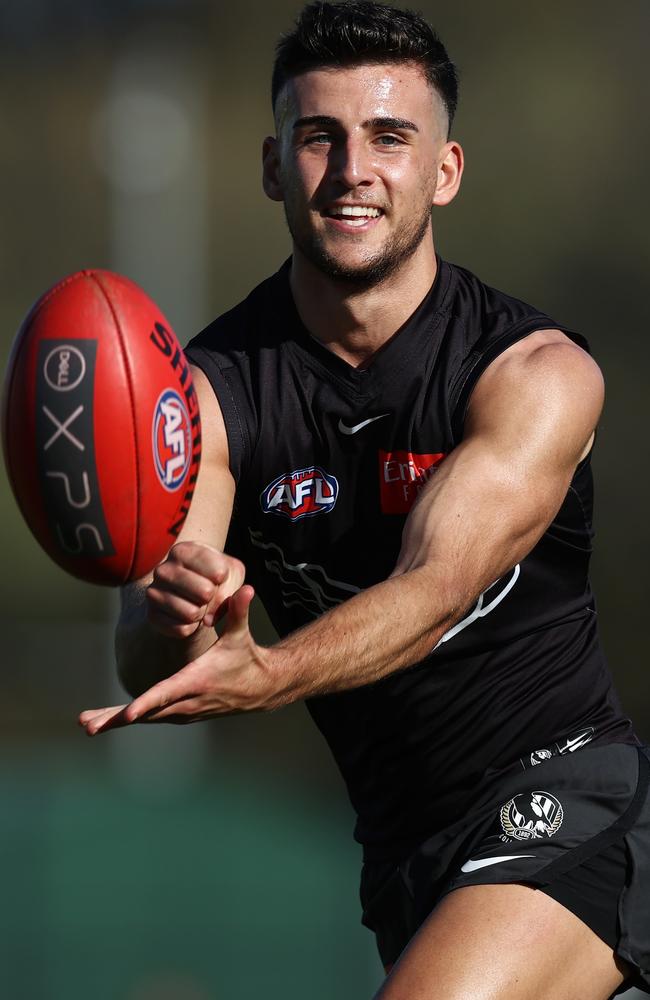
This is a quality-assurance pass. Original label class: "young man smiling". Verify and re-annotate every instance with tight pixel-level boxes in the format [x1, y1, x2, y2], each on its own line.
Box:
[80, 3, 650, 997]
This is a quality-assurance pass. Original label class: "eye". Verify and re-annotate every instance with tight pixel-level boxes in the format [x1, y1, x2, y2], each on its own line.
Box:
[375, 134, 403, 146]
[304, 133, 332, 145]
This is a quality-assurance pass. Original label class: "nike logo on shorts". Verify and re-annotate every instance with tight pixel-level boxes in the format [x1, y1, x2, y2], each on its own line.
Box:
[461, 854, 536, 873]
[558, 729, 594, 754]
[338, 414, 390, 435]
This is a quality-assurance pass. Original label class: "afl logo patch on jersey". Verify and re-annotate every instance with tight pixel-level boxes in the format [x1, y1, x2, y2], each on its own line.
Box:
[500, 790, 564, 842]
[261, 466, 338, 521]
[152, 388, 192, 491]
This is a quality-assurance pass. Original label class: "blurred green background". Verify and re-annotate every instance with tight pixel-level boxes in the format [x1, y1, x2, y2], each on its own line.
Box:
[0, 1, 648, 997]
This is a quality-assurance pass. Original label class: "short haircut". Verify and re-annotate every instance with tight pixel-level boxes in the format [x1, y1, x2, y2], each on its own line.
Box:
[272, 1, 459, 135]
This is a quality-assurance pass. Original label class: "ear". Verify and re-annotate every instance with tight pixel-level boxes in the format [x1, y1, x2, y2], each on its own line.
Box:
[262, 136, 284, 202]
[433, 140, 464, 208]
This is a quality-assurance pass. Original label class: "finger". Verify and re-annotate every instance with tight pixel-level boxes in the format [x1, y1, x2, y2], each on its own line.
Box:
[129, 698, 202, 723]
[146, 593, 208, 635]
[79, 705, 130, 736]
[202, 597, 230, 630]
[202, 563, 246, 628]
[79, 705, 125, 725]
[168, 542, 242, 586]
[222, 585, 255, 640]
[124, 666, 201, 723]
[201, 599, 223, 629]
[147, 615, 208, 640]
[151, 561, 215, 606]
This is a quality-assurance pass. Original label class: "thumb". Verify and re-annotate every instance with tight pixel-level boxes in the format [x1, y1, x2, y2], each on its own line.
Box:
[203, 579, 238, 630]
[223, 585, 255, 640]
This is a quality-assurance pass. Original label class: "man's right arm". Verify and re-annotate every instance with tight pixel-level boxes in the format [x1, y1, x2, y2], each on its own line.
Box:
[116, 366, 243, 697]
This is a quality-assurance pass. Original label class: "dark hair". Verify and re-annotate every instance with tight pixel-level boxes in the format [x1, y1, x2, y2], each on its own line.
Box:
[272, 1, 458, 133]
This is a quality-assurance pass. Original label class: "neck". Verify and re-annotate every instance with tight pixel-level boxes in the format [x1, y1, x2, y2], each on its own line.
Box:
[289, 237, 438, 368]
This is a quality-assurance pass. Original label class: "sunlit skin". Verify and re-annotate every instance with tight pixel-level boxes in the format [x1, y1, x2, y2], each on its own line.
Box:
[77, 57, 630, 1000]
[263, 62, 464, 366]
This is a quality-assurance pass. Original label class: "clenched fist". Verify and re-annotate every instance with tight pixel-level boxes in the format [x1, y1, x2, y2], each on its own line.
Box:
[147, 541, 246, 638]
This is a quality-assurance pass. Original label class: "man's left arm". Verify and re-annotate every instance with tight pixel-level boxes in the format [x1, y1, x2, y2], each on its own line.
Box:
[80, 330, 604, 732]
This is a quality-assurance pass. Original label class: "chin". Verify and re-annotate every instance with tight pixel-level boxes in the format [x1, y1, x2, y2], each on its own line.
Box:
[289, 211, 432, 290]
[314, 250, 409, 288]
[297, 237, 403, 287]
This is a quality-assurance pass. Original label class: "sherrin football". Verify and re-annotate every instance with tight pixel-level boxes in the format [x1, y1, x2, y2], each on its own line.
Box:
[1, 270, 201, 585]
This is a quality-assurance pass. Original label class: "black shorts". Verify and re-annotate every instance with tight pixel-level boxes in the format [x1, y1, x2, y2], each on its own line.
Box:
[360, 743, 650, 995]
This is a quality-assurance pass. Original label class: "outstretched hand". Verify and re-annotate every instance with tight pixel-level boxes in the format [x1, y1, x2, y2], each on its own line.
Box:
[79, 584, 283, 736]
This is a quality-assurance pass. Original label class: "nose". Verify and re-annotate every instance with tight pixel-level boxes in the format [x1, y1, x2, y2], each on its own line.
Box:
[329, 135, 375, 189]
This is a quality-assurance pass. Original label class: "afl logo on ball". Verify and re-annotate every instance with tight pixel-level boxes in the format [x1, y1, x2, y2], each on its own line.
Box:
[500, 790, 564, 841]
[261, 466, 338, 520]
[152, 388, 191, 491]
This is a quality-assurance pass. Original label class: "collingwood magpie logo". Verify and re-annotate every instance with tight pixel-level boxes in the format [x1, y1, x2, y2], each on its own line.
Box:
[500, 790, 564, 842]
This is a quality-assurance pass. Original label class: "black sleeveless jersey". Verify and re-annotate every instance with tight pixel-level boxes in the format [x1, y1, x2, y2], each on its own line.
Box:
[185, 258, 636, 859]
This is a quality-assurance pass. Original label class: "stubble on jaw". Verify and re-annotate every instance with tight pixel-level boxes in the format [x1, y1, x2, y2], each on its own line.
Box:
[282, 198, 434, 290]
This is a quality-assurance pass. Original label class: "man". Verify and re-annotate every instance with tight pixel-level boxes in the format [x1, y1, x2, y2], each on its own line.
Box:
[80, 3, 649, 997]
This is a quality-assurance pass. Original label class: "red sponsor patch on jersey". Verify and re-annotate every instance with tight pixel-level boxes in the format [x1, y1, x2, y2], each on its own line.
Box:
[378, 450, 446, 514]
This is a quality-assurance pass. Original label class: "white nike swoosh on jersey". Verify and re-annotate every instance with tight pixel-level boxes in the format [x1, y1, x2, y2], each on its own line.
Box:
[460, 854, 536, 873]
[338, 414, 390, 435]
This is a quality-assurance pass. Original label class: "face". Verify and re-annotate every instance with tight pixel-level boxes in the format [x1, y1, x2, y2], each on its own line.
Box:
[264, 62, 462, 287]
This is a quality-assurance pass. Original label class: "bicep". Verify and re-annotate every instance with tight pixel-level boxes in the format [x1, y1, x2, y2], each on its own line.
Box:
[120, 364, 236, 605]
[394, 332, 604, 602]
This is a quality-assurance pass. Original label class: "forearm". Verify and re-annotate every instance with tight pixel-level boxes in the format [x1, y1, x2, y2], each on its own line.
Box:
[113, 364, 238, 698]
[116, 589, 217, 697]
[267, 561, 468, 705]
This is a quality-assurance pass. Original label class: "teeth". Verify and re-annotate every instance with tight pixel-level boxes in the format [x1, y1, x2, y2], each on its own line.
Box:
[329, 206, 381, 218]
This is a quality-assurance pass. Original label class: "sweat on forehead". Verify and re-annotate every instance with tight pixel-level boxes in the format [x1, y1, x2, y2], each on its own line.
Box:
[273, 62, 449, 138]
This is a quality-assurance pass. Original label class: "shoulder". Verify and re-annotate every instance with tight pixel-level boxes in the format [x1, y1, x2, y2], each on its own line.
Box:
[474, 328, 603, 402]
[443, 261, 593, 439]
[467, 329, 604, 462]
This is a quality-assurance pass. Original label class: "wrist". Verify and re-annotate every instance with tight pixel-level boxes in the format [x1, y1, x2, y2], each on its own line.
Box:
[259, 643, 304, 710]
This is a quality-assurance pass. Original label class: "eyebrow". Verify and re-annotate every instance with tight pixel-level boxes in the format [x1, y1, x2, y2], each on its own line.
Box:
[292, 115, 419, 132]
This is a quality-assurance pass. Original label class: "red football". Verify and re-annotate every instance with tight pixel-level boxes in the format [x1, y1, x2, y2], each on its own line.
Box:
[1, 270, 201, 585]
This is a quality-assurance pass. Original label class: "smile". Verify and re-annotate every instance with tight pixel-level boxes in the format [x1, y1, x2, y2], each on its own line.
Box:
[322, 205, 384, 229]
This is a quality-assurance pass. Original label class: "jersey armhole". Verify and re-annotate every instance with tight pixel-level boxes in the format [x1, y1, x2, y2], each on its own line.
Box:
[449, 319, 588, 443]
[185, 345, 251, 482]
